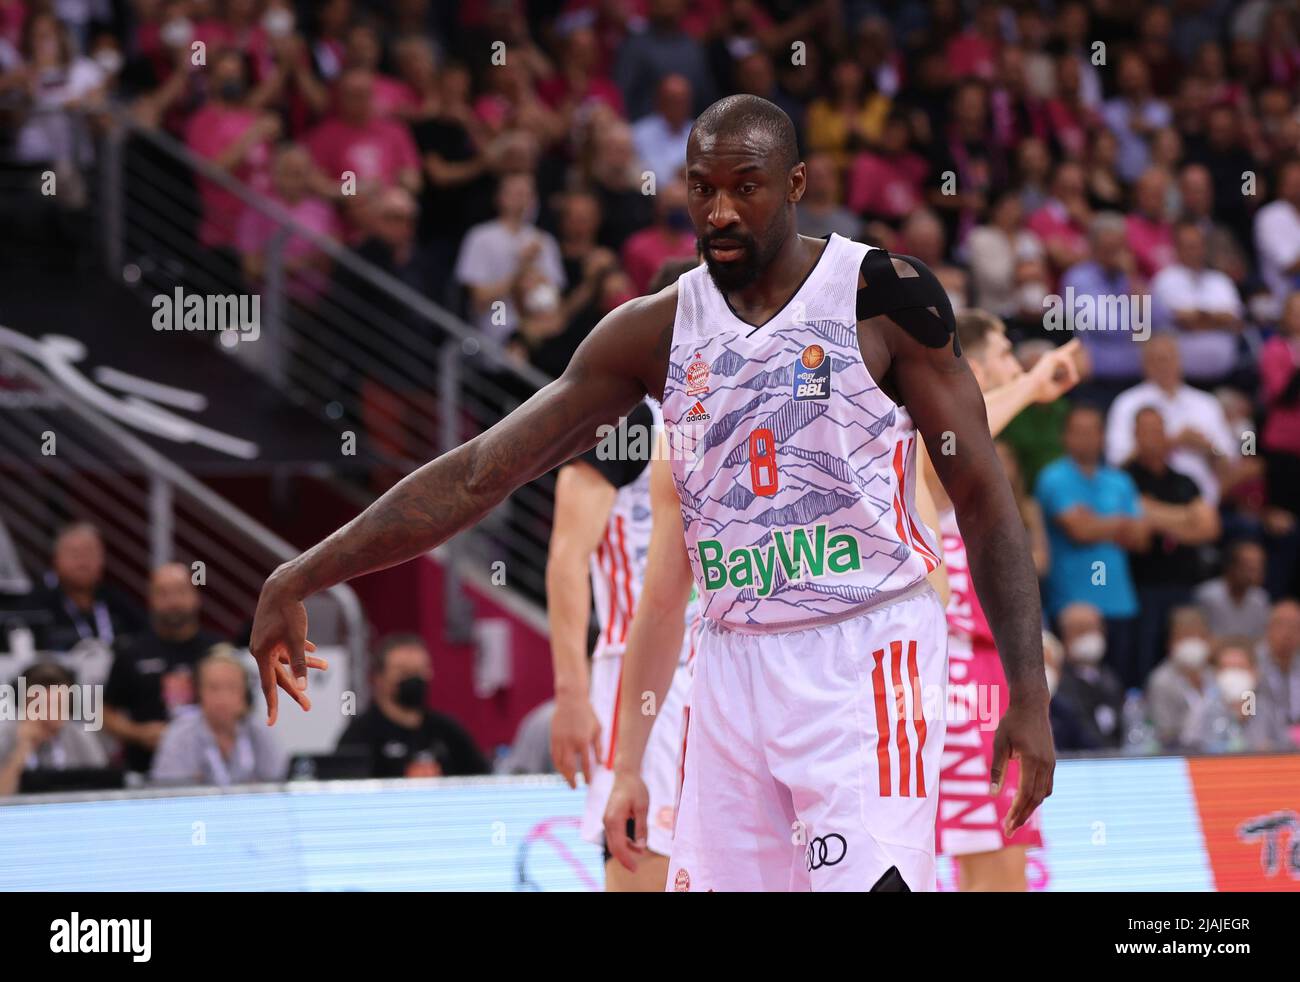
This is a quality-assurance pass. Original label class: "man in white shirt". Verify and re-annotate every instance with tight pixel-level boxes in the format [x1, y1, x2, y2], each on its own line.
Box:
[1253, 157, 1300, 321]
[1150, 221, 1243, 382]
[1105, 335, 1237, 504]
[454, 172, 566, 343]
[631, 73, 694, 189]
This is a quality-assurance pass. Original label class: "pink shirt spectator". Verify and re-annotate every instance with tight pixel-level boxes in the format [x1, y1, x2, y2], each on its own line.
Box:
[0, 1, 25, 47]
[235, 196, 341, 304]
[305, 116, 419, 187]
[1261, 336, 1300, 456]
[1126, 214, 1175, 280]
[535, 73, 625, 117]
[946, 32, 999, 81]
[620, 228, 696, 295]
[1044, 99, 1100, 159]
[370, 75, 417, 118]
[1027, 199, 1088, 275]
[185, 105, 273, 248]
[846, 151, 928, 221]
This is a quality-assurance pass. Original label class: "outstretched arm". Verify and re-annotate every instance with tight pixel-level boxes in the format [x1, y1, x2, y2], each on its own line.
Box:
[885, 321, 1054, 834]
[250, 292, 674, 721]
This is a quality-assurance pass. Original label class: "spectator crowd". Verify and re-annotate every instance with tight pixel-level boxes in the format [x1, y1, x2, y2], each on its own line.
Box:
[2, 0, 1300, 768]
[0, 522, 490, 794]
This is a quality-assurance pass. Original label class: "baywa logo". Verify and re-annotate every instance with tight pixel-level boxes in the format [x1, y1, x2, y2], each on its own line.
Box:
[697, 522, 863, 596]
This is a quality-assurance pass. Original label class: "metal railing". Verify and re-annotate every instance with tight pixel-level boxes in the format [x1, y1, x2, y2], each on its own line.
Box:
[0, 327, 369, 695]
[94, 113, 558, 623]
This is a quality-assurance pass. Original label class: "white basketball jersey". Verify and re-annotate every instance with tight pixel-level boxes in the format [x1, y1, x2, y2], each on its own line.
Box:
[661, 232, 941, 633]
[589, 400, 701, 660]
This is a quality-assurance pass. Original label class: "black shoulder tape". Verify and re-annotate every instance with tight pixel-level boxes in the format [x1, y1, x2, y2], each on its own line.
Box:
[856, 250, 961, 356]
[576, 401, 655, 489]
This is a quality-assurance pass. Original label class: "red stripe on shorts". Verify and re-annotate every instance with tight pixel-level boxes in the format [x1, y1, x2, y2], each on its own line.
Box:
[890, 640, 912, 796]
[908, 639, 928, 797]
[871, 647, 892, 796]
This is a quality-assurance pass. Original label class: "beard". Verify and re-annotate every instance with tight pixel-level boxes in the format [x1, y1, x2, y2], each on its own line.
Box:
[152, 609, 198, 638]
[699, 209, 787, 293]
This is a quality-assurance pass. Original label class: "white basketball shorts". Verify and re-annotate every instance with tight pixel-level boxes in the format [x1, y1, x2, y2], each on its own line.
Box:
[667, 586, 949, 891]
[580, 651, 694, 858]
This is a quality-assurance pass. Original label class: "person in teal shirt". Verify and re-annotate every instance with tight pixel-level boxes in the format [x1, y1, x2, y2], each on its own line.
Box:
[1035, 403, 1149, 687]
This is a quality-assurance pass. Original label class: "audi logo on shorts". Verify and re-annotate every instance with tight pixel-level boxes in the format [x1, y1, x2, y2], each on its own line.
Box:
[805, 834, 848, 871]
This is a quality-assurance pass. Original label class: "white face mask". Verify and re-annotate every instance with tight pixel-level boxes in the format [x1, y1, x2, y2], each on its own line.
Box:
[1045, 665, 1061, 697]
[1019, 281, 1049, 311]
[1217, 669, 1255, 705]
[94, 48, 124, 75]
[524, 282, 559, 315]
[161, 18, 194, 49]
[1171, 637, 1210, 670]
[1069, 630, 1106, 666]
[263, 9, 295, 38]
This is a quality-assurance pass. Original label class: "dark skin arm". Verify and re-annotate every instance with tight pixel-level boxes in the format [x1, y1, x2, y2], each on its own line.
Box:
[250, 288, 677, 722]
[858, 262, 1055, 835]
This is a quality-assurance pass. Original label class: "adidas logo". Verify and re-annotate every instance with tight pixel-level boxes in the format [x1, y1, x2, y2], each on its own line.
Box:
[684, 400, 711, 423]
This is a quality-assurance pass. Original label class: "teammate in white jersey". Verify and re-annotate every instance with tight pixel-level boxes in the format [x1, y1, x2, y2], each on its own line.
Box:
[546, 399, 697, 891]
[250, 95, 1055, 893]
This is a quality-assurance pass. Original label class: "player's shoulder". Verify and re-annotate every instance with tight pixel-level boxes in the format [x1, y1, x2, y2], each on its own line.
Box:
[855, 248, 959, 354]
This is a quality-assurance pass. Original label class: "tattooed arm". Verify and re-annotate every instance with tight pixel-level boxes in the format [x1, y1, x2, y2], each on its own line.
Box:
[250, 289, 677, 722]
[882, 318, 1055, 835]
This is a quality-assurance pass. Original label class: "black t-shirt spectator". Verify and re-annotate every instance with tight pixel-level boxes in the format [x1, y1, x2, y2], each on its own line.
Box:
[337, 704, 490, 777]
[1125, 460, 1204, 587]
[104, 629, 222, 773]
[410, 116, 494, 246]
[28, 584, 144, 654]
[594, 184, 656, 254]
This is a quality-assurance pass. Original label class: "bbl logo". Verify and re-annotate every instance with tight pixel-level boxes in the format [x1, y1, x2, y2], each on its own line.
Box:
[793, 344, 830, 401]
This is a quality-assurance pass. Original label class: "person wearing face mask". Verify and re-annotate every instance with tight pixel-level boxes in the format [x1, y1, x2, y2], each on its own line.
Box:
[1054, 602, 1127, 749]
[103, 564, 222, 776]
[1043, 628, 1100, 752]
[336, 634, 490, 778]
[1145, 607, 1215, 750]
[1180, 638, 1291, 753]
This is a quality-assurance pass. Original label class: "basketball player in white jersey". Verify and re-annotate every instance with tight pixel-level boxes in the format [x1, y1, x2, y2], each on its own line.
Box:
[545, 398, 698, 891]
[250, 95, 1055, 892]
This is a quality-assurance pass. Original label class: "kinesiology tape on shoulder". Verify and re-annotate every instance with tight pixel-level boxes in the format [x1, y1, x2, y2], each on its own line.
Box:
[855, 249, 961, 356]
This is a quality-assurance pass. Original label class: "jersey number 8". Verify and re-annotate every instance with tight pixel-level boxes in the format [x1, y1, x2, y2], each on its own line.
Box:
[749, 428, 778, 496]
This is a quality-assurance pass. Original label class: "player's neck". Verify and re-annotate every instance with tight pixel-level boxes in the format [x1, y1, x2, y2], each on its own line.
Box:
[724, 233, 825, 319]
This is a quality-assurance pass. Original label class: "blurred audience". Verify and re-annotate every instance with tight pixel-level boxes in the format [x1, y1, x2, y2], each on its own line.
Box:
[151, 649, 286, 786]
[1054, 602, 1126, 750]
[1146, 606, 1215, 750]
[103, 563, 221, 776]
[336, 633, 489, 778]
[1194, 540, 1271, 641]
[28, 523, 141, 657]
[0, 661, 107, 796]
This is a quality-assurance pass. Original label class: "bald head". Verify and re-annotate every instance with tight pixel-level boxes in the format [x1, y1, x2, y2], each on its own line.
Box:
[689, 94, 799, 177]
